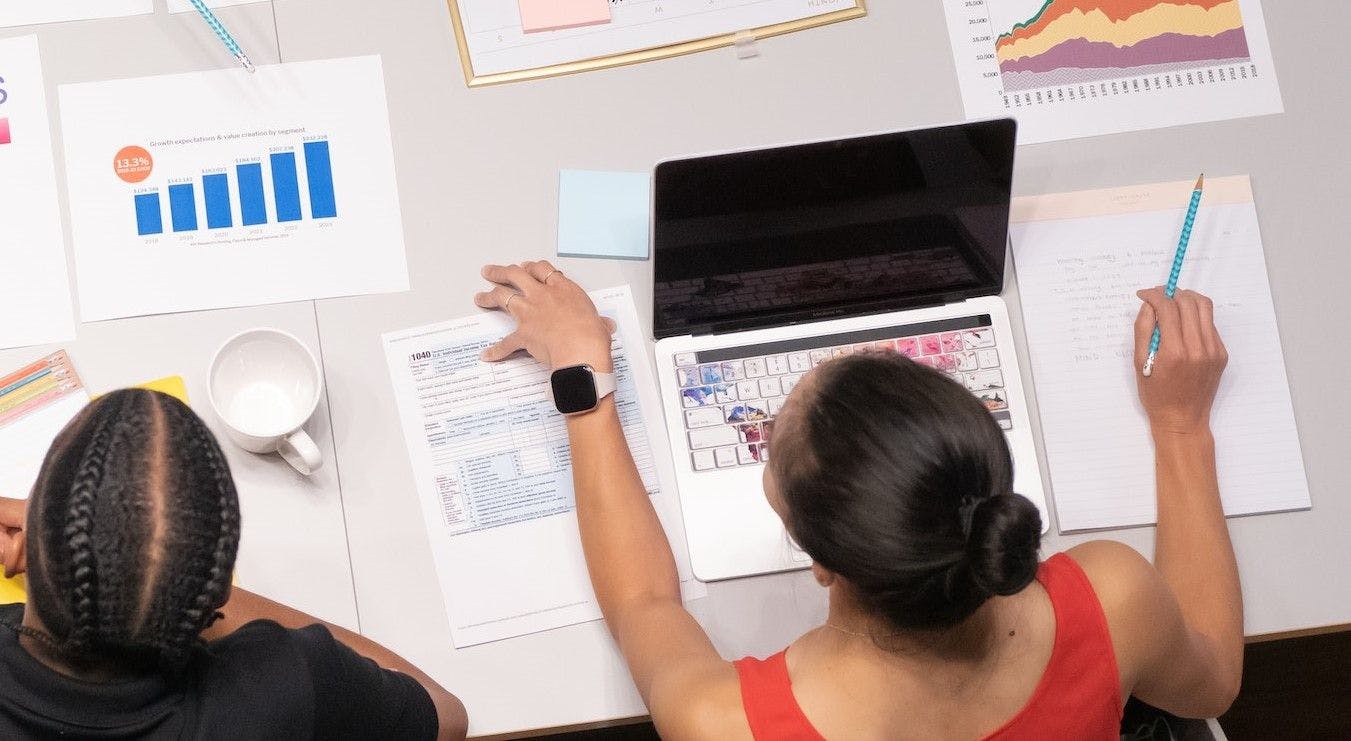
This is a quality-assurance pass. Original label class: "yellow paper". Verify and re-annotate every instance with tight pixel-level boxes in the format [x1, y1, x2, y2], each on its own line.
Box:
[136, 376, 189, 404]
[0, 574, 25, 604]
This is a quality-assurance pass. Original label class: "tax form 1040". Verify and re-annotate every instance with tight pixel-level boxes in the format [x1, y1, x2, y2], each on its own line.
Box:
[383, 284, 704, 648]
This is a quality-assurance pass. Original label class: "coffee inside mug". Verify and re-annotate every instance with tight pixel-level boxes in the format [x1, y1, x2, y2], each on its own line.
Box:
[210, 331, 320, 439]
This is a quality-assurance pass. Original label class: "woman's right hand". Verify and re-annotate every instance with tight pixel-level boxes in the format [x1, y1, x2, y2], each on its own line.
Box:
[1133, 287, 1229, 436]
[0, 497, 27, 578]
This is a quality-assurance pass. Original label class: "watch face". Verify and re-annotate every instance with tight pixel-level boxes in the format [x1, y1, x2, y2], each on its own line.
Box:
[551, 365, 599, 415]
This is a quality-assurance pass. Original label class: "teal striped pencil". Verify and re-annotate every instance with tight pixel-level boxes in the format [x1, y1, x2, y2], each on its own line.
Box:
[188, 0, 255, 73]
[1142, 174, 1205, 378]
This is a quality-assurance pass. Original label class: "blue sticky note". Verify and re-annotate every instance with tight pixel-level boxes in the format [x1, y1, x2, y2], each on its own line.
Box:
[557, 169, 651, 260]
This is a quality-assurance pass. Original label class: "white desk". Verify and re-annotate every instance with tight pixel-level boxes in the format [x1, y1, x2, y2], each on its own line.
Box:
[7, 0, 1350, 736]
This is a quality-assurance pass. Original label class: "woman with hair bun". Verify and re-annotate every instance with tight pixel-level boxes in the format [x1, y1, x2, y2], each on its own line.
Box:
[477, 260, 1242, 739]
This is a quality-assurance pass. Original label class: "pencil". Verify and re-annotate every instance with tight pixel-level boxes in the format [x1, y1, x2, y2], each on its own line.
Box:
[1142, 174, 1205, 378]
[187, 0, 255, 73]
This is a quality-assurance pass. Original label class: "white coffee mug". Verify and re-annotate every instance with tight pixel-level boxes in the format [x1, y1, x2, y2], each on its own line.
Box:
[208, 328, 324, 476]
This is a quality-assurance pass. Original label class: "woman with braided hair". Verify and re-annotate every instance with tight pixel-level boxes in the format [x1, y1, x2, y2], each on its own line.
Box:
[474, 260, 1244, 739]
[0, 388, 466, 740]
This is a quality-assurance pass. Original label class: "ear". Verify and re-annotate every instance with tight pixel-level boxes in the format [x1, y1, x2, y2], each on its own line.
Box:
[811, 563, 836, 587]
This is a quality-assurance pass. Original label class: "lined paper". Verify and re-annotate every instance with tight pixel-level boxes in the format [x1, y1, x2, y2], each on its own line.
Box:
[1011, 176, 1309, 531]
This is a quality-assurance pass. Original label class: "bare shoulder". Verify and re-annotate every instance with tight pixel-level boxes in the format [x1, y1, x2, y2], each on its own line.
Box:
[652, 661, 753, 741]
[1064, 541, 1180, 694]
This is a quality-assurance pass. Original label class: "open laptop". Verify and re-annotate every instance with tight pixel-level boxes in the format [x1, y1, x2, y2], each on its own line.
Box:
[652, 119, 1049, 582]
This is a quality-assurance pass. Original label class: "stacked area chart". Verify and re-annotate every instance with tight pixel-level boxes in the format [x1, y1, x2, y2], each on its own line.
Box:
[942, 0, 1283, 143]
[997, 1, 1252, 92]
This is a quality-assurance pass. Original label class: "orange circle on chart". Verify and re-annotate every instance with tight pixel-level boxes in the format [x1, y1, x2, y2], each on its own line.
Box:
[113, 146, 154, 184]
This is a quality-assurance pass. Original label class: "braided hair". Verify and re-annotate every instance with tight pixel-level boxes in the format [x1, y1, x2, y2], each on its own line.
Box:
[24, 388, 241, 674]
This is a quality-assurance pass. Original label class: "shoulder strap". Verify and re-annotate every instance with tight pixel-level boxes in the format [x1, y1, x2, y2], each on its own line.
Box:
[733, 651, 826, 741]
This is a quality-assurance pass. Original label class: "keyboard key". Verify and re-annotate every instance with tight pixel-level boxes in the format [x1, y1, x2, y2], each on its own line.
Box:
[977, 348, 1000, 369]
[920, 335, 942, 356]
[682, 387, 716, 407]
[737, 423, 763, 444]
[941, 332, 963, 353]
[759, 443, 770, 462]
[782, 374, 802, 395]
[832, 346, 853, 358]
[768, 397, 787, 416]
[762, 420, 776, 444]
[933, 354, 958, 372]
[955, 351, 978, 371]
[737, 444, 761, 465]
[766, 355, 789, 375]
[699, 365, 722, 385]
[789, 353, 811, 372]
[736, 380, 759, 400]
[727, 401, 770, 423]
[714, 446, 738, 468]
[963, 328, 996, 349]
[676, 367, 699, 388]
[759, 377, 783, 397]
[976, 388, 1009, 412]
[690, 426, 739, 449]
[685, 407, 724, 429]
[895, 338, 920, 358]
[809, 350, 830, 367]
[721, 360, 745, 381]
[966, 369, 1004, 390]
[692, 449, 716, 471]
[744, 358, 767, 377]
[674, 352, 697, 367]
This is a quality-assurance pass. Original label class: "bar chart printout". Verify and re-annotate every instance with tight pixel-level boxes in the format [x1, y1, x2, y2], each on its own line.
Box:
[59, 56, 409, 321]
[940, 0, 1283, 143]
[132, 139, 338, 237]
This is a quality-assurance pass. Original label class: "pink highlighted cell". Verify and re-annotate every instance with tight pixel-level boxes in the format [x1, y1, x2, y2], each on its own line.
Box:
[0, 118, 10, 145]
[518, 0, 611, 33]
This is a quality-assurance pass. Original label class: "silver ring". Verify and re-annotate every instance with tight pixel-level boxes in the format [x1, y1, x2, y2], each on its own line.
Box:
[542, 269, 561, 284]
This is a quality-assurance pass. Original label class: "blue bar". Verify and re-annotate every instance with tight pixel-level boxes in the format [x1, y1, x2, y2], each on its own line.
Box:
[236, 163, 267, 226]
[168, 184, 198, 232]
[270, 152, 302, 222]
[203, 174, 233, 229]
[134, 193, 163, 236]
[303, 140, 337, 219]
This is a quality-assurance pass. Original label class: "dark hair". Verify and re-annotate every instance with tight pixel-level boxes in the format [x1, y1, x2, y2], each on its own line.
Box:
[23, 388, 241, 674]
[773, 351, 1041, 632]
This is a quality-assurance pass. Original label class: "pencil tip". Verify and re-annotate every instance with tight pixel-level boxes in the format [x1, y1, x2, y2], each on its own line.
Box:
[1196, 174, 1205, 190]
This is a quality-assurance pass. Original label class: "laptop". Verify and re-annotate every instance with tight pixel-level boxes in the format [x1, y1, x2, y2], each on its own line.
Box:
[651, 119, 1049, 582]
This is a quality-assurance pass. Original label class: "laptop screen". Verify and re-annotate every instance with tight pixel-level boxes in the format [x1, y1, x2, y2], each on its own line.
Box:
[652, 119, 1015, 339]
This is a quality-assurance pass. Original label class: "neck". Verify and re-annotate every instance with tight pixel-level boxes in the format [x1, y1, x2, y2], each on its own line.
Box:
[822, 587, 999, 664]
[17, 607, 136, 682]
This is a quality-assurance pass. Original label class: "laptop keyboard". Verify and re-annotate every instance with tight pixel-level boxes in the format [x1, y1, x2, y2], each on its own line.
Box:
[672, 315, 1013, 472]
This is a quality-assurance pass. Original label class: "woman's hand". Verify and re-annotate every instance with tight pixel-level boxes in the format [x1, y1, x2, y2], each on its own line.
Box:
[1134, 287, 1229, 436]
[474, 260, 616, 371]
[0, 497, 28, 578]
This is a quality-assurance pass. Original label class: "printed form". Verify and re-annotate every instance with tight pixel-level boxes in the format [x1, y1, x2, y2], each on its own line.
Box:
[384, 285, 704, 647]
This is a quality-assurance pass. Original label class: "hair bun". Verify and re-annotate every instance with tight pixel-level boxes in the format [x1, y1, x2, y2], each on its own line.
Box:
[966, 493, 1042, 597]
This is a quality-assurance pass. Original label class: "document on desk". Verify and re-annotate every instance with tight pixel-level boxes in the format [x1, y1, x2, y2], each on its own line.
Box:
[0, 352, 89, 500]
[58, 56, 409, 321]
[384, 285, 705, 647]
[0, 1, 151, 27]
[1011, 176, 1309, 531]
[0, 36, 78, 350]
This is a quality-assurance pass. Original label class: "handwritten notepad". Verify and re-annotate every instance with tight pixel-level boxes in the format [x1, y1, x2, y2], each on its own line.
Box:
[1011, 176, 1309, 532]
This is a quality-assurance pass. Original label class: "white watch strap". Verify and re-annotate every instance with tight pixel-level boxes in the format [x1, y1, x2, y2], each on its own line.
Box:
[593, 369, 616, 401]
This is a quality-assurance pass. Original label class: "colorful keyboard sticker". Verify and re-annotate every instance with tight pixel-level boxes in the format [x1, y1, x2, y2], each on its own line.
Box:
[0, 351, 86, 431]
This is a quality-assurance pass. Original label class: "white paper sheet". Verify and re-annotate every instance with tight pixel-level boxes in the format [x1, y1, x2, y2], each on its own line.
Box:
[455, 0, 860, 78]
[59, 56, 409, 321]
[384, 285, 705, 647]
[168, 0, 266, 13]
[0, 0, 151, 27]
[1011, 176, 1309, 531]
[0, 352, 89, 500]
[0, 36, 77, 350]
[941, 0, 1283, 144]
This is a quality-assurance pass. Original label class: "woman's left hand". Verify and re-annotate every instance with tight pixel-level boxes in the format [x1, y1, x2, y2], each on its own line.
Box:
[474, 260, 617, 371]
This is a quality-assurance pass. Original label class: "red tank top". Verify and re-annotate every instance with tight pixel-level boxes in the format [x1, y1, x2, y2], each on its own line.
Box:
[733, 554, 1121, 740]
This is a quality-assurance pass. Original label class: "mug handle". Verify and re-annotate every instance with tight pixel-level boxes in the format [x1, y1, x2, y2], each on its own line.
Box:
[278, 429, 322, 476]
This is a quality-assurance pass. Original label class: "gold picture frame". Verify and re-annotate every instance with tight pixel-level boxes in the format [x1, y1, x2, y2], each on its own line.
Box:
[446, 1, 867, 88]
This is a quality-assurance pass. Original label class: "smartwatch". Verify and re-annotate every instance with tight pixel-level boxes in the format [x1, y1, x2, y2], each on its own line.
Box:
[549, 364, 616, 416]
